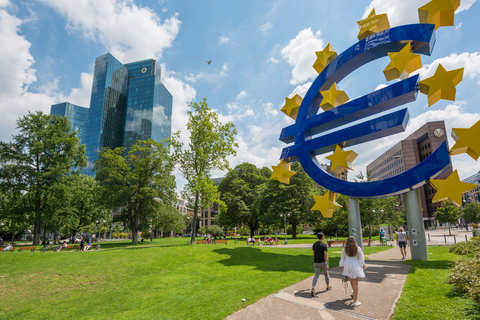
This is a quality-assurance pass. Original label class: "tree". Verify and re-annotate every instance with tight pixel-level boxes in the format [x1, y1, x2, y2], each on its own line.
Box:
[95, 139, 176, 243]
[151, 204, 186, 237]
[435, 201, 461, 235]
[49, 174, 110, 238]
[171, 98, 237, 245]
[462, 202, 480, 224]
[0, 111, 86, 245]
[218, 163, 270, 237]
[260, 162, 318, 238]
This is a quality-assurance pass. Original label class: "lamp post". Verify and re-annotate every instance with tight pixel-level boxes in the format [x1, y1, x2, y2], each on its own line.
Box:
[279, 213, 290, 244]
[95, 220, 105, 250]
[372, 209, 385, 243]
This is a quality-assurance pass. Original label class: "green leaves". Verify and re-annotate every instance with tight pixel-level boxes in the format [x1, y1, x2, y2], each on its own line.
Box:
[95, 139, 177, 243]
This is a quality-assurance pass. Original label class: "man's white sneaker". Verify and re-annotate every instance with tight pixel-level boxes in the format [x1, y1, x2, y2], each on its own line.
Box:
[352, 301, 361, 307]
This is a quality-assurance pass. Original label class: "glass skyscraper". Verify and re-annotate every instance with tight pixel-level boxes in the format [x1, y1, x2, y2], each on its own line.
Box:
[50, 53, 173, 175]
[50, 102, 89, 145]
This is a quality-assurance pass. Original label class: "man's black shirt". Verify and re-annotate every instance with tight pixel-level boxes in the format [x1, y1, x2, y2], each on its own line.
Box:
[312, 241, 328, 263]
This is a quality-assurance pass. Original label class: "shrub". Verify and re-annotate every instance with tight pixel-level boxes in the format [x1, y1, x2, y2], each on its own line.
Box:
[449, 236, 480, 256]
[449, 254, 480, 303]
[198, 226, 207, 236]
[259, 226, 274, 235]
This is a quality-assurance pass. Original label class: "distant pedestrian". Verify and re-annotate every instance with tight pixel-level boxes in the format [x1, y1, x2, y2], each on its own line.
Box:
[79, 237, 85, 251]
[150, 234, 153, 242]
[339, 236, 365, 307]
[311, 232, 331, 297]
[396, 227, 408, 259]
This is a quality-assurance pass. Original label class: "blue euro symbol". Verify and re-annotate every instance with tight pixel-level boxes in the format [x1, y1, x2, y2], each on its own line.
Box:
[279, 24, 451, 198]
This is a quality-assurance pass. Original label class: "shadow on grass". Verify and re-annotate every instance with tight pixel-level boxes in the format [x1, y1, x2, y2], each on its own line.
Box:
[212, 246, 340, 273]
[404, 259, 455, 274]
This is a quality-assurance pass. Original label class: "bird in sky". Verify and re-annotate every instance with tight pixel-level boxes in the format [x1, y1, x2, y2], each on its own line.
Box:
[206, 60, 212, 65]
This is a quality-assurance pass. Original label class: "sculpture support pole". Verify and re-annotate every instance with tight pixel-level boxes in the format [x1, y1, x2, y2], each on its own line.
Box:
[347, 198, 363, 251]
[405, 189, 428, 261]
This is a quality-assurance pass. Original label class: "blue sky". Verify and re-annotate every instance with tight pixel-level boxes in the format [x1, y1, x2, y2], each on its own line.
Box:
[1, 0, 480, 192]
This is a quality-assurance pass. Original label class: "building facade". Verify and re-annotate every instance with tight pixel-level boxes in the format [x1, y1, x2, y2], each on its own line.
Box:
[50, 102, 89, 145]
[50, 53, 173, 175]
[462, 171, 480, 204]
[366, 121, 454, 228]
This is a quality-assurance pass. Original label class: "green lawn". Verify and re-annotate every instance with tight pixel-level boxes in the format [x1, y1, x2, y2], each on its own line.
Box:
[0, 238, 336, 319]
[392, 246, 480, 320]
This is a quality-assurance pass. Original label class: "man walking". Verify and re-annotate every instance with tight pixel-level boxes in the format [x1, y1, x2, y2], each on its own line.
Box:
[311, 232, 331, 297]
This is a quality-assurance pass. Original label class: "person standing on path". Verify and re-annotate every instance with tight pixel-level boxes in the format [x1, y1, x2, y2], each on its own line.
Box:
[339, 236, 366, 307]
[311, 232, 331, 297]
[396, 227, 408, 259]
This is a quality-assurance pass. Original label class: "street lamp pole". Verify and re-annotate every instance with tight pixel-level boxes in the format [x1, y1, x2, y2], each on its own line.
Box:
[96, 220, 105, 250]
[280, 213, 290, 244]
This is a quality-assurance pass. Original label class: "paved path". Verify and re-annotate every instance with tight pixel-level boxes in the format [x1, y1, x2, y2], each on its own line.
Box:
[226, 245, 418, 320]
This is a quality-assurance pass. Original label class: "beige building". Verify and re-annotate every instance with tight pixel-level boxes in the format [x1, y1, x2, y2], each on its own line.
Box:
[366, 121, 454, 228]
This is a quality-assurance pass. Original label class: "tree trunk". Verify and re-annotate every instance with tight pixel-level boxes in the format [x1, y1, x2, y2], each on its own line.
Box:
[292, 223, 297, 239]
[368, 222, 372, 239]
[190, 193, 200, 245]
[448, 223, 451, 236]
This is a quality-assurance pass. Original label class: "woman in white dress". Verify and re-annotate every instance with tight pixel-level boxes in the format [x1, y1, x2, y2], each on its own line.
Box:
[339, 236, 366, 307]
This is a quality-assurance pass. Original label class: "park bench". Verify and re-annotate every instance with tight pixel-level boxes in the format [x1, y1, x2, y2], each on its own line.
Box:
[18, 246, 37, 252]
[327, 239, 372, 247]
[1, 247, 15, 252]
[363, 239, 371, 246]
[214, 240, 228, 244]
[327, 240, 345, 247]
[196, 240, 206, 244]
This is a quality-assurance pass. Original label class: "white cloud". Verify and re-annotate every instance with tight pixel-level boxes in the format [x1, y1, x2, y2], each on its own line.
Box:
[219, 36, 229, 45]
[184, 73, 196, 83]
[259, 22, 272, 35]
[457, 0, 477, 12]
[289, 82, 312, 99]
[268, 57, 280, 64]
[160, 64, 196, 144]
[58, 72, 93, 107]
[455, 22, 463, 29]
[281, 28, 323, 85]
[41, 0, 181, 62]
[263, 102, 279, 119]
[0, 2, 58, 141]
[195, 62, 229, 82]
[236, 90, 247, 100]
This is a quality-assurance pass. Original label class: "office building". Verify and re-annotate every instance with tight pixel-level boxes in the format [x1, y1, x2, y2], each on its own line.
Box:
[366, 121, 454, 228]
[462, 171, 480, 204]
[51, 53, 173, 174]
[50, 102, 89, 145]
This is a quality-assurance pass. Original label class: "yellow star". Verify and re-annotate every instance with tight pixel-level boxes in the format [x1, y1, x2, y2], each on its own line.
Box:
[430, 170, 477, 207]
[326, 145, 358, 174]
[418, 0, 460, 30]
[320, 83, 349, 111]
[312, 43, 337, 74]
[383, 43, 422, 81]
[271, 160, 296, 184]
[357, 9, 390, 41]
[311, 192, 342, 218]
[419, 64, 463, 107]
[450, 120, 480, 160]
[281, 94, 302, 120]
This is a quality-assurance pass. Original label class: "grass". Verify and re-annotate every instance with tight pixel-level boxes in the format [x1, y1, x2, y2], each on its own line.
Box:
[0, 237, 386, 320]
[392, 246, 480, 320]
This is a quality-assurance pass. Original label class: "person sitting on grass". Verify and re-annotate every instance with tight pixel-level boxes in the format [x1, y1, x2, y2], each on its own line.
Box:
[3, 243, 13, 252]
[56, 241, 67, 252]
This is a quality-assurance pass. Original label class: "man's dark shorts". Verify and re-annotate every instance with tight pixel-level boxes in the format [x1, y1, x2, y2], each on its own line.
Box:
[398, 241, 407, 248]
